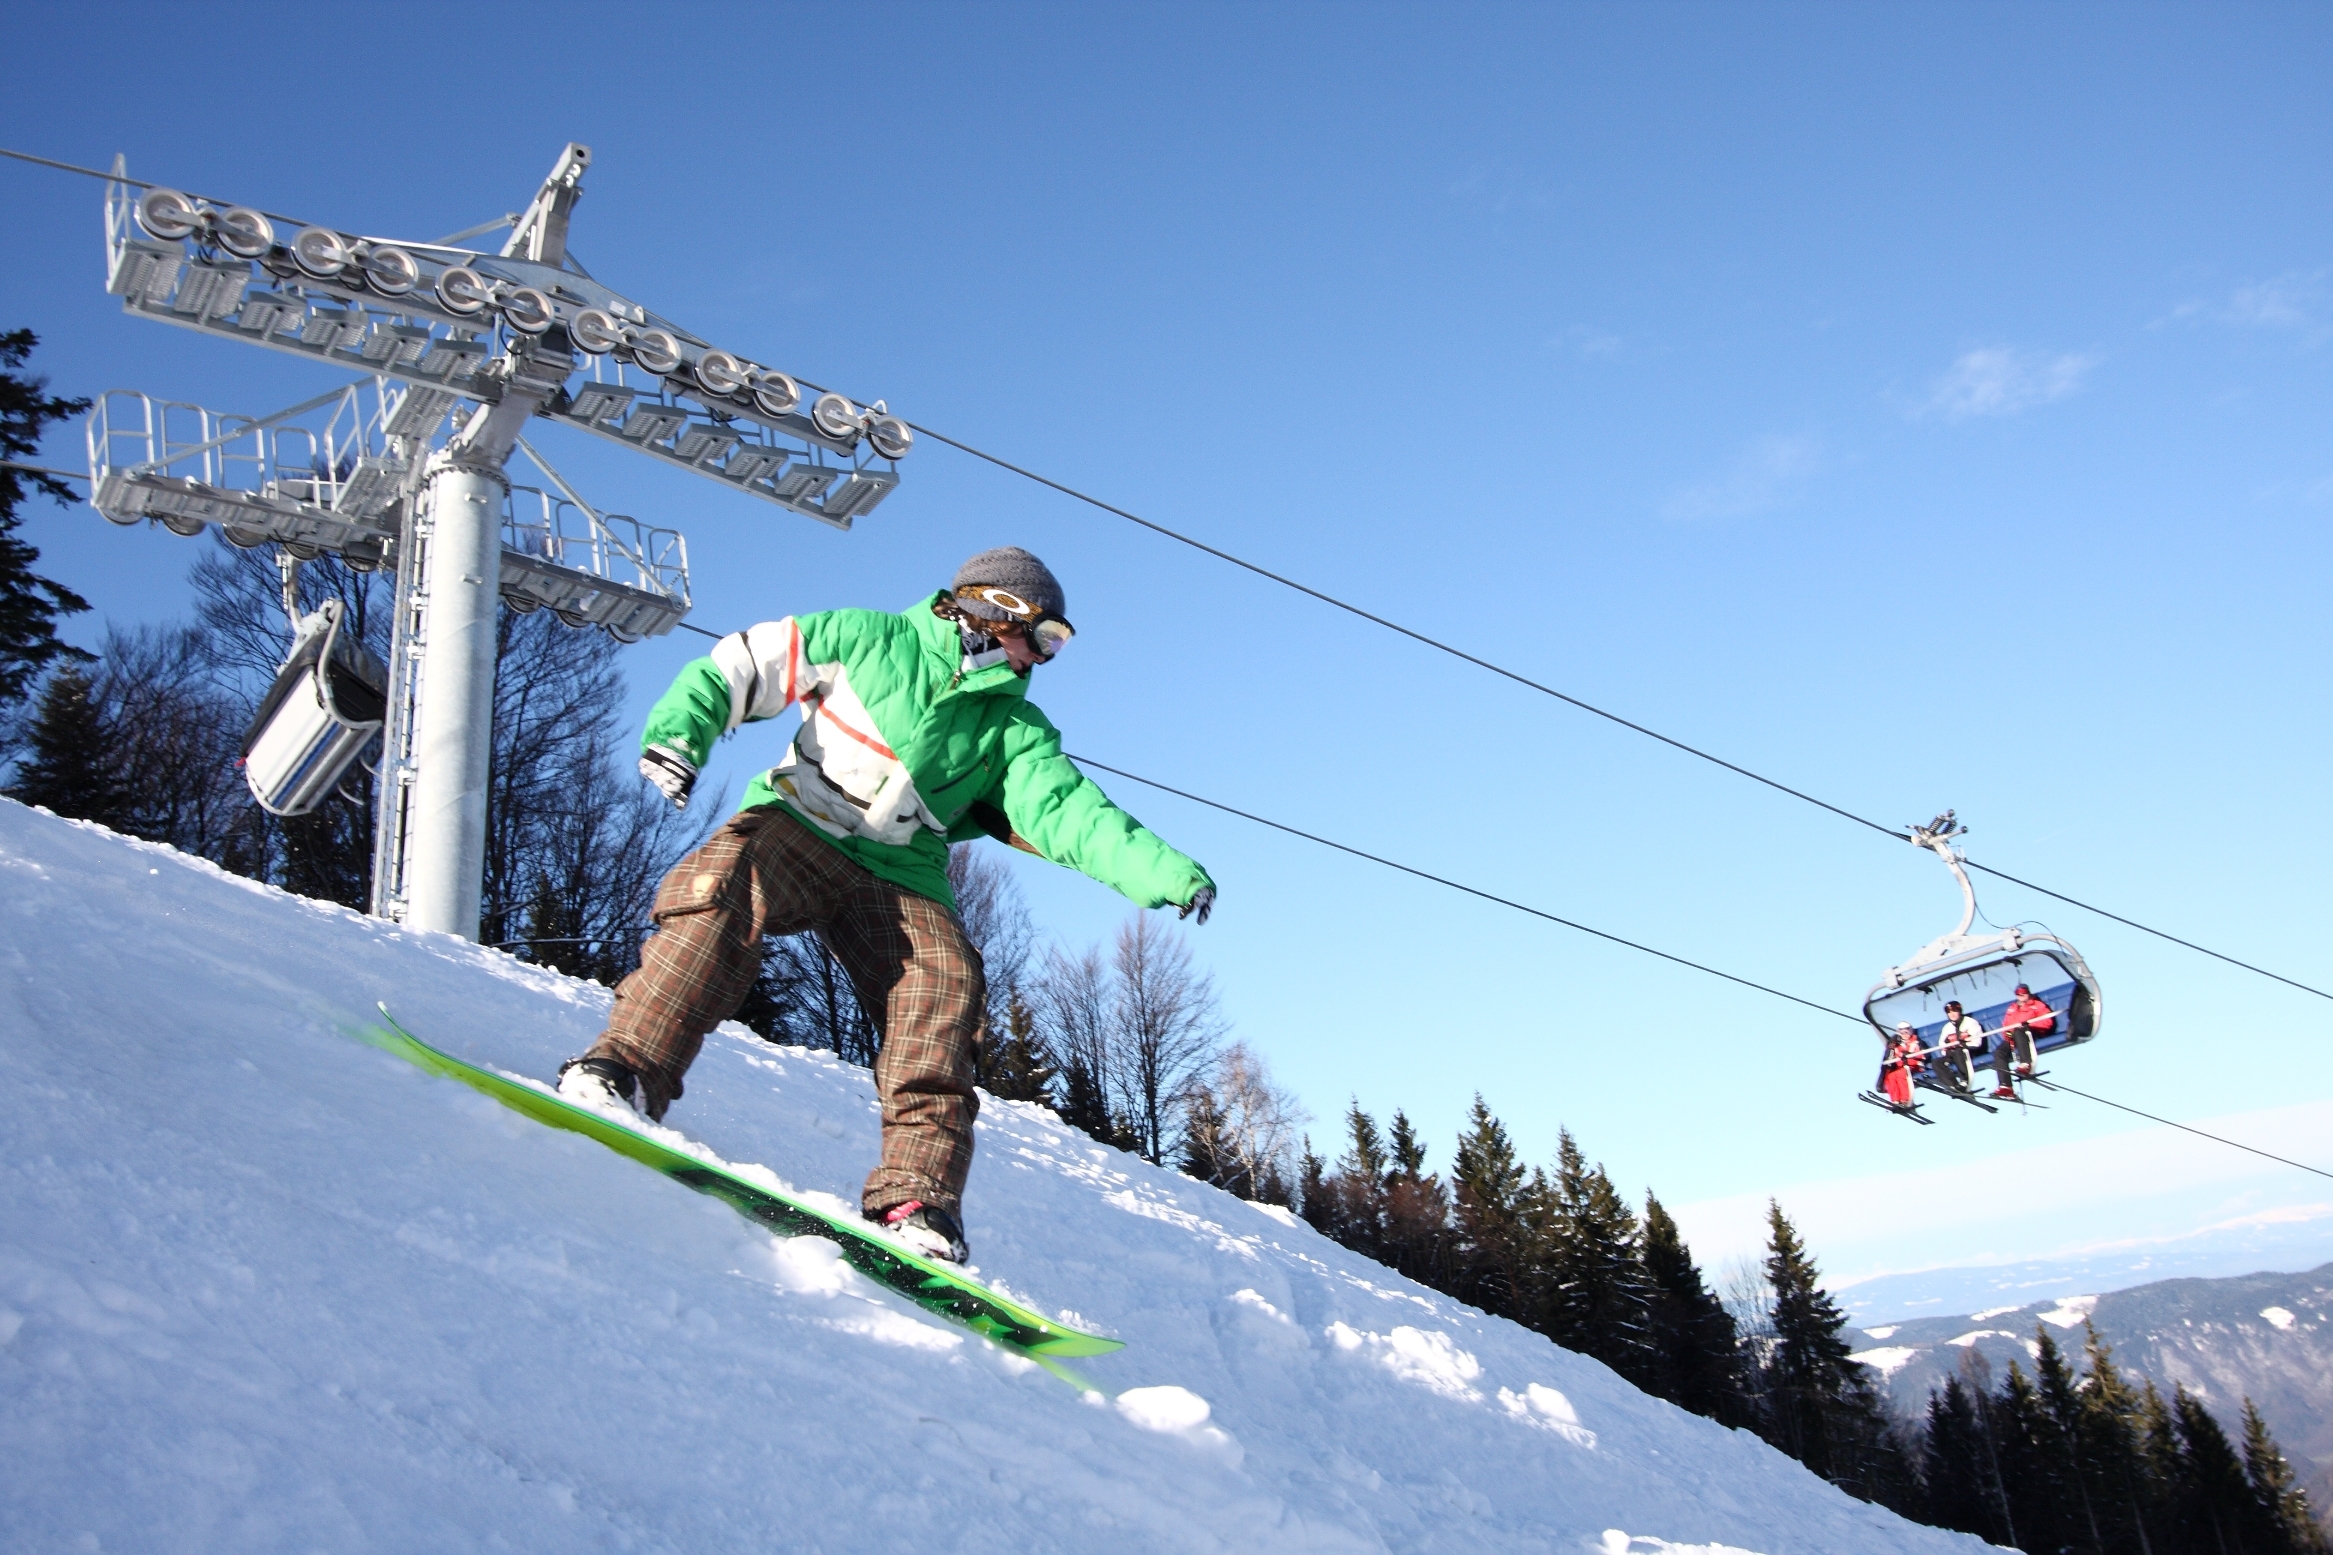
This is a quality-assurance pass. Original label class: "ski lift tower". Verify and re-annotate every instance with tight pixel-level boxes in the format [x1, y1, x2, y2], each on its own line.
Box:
[86, 145, 915, 938]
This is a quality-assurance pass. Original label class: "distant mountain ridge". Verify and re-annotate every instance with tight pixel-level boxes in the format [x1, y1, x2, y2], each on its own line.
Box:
[1849, 1261, 2333, 1518]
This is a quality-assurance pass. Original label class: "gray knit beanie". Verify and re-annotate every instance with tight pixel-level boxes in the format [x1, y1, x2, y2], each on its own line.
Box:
[951, 546, 1067, 625]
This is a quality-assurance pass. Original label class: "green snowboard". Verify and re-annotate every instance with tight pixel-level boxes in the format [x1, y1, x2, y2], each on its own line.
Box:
[363, 1007, 1122, 1369]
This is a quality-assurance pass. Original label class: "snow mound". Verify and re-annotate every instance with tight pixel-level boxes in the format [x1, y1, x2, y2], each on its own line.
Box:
[0, 802, 1987, 1553]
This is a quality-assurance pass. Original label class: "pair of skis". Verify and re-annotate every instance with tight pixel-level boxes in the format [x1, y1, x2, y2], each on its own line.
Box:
[1866, 1071, 2052, 1123]
[359, 1009, 1120, 1382]
[1859, 1090, 1936, 1124]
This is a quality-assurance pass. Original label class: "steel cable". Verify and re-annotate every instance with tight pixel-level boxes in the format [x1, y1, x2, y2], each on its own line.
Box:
[2025, 1077, 2333, 1182]
[546, 627, 2333, 1178]
[5, 140, 2319, 1002]
[897, 419, 2333, 1004]
[1078, 752, 2333, 1181]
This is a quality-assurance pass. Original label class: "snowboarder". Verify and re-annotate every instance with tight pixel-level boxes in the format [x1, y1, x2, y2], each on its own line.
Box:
[555, 548, 1217, 1264]
[1880, 1022, 1925, 1108]
[1937, 1000, 1985, 1094]
[1992, 982, 2055, 1098]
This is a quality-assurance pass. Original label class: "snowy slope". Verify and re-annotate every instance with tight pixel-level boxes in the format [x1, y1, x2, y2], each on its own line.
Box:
[0, 800, 1990, 1554]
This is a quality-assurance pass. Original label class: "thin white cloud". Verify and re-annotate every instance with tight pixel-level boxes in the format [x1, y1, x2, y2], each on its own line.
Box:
[2166, 269, 2326, 336]
[1921, 345, 2099, 420]
[1661, 435, 1819, 521]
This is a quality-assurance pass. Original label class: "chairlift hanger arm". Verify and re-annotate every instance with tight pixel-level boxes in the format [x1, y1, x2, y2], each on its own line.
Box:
[1908, 813, 1980, 941]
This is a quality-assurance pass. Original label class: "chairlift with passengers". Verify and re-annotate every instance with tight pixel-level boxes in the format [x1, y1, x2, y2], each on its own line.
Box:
[1860, 812, 2102, 1120]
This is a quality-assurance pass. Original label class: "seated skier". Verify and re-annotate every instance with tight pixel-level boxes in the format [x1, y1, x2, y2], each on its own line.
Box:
[1880, 1022, 1925, 1109]
[1937, 1000, 1985, 1094]
[555, 547, 1216, 1264]
[1992, 981, 2056, 1098]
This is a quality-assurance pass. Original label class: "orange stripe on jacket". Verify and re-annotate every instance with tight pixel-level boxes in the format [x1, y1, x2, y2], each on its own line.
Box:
[816, 706, 898, 760]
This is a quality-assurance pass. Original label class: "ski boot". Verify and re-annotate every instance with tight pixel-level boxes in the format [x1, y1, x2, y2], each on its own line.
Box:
[1992, 1085, 2017, 1100]
[557, 1056, 645, 1120]
[875, 1200, 970, 1264]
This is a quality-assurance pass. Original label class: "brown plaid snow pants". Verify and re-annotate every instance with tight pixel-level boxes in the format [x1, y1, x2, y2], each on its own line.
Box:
[584, 804, 985, 1217]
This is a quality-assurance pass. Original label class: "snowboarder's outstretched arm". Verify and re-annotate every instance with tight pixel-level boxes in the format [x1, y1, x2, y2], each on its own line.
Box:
[990, 704, 1215, 914]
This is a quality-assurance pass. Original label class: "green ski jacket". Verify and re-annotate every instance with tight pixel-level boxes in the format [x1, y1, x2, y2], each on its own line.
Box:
[639, 592, 1213, 914]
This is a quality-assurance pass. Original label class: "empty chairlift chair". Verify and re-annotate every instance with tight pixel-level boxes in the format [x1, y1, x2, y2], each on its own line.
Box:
[240, 599, 388, 816]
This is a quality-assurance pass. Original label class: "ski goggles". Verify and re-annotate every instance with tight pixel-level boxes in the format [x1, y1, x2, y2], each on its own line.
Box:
[954, 585, 1074, 659]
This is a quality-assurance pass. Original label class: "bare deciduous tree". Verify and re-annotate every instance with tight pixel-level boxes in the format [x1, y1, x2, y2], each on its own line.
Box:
[947, 842, 1034, 1027]
[1109, 912, 1225, 1164]
[1032, 942, 1121, 1143]
[1181, 1040, 1306, 1201]
[476, 605, 708, 980]
[737, 932, 879, 1067]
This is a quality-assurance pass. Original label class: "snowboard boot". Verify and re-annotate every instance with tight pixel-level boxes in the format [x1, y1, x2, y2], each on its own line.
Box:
[557, 1056, 644, 1119]
[875, 1200, 970, 1264]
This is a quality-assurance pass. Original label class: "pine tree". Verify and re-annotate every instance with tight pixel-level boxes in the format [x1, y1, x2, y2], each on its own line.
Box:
[2175, 1385, 2257, 1555]
[1379, 1109, 1454, 1289]
[1180, 1084, 1228, 1183]
[2138, 1379, 2189, 1552]
[1332, 1101, 1390, 1258]
[2241, 1396, 2332, 1555]
[1387, 1109, 1428, 1178]
[1296, 1137, 1337, 1238]
[1920, 1377, 1995, 1540]
[1536, 1131, 1655, 1385]
[4, 663, 121, 821]
[1994, 1360, 2077, 1555]
[0, 329, 93, 709]
[1055, 1049, 1136, 1151]
[2031, 1327, 2115, 1552]
[1640, 1193, 1750, 1426]
[978, 990, 1057, 1104]
[2073, 1322, 2161, 1555]
[1449, 1095, 1528, 1320]
[1758, 1200, 1908, 1505]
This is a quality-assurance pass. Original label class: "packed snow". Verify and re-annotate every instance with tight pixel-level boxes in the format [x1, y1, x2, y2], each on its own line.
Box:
[0, 802, 1991, 1553]
[2261, 1306, 2297, 1331]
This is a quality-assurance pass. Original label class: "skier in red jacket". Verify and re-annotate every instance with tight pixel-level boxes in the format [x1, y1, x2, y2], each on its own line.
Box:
[1992, 983, 2056, 1098]
[1880, 1022, 1926, 1108]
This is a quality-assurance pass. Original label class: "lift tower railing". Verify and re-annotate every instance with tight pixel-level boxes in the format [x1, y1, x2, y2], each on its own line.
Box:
[92, 145, 913, 939]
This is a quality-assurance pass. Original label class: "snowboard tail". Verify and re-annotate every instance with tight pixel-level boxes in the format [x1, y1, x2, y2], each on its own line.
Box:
[362, 1007, 1121, 1362]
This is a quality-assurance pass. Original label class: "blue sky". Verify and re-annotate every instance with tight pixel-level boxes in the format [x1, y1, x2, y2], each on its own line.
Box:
[4, 4, 2328, 1287]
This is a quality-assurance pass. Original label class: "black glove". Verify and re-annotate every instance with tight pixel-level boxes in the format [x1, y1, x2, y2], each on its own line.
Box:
[638, 743, 698, 811]
[1178, 885, 1215, 926]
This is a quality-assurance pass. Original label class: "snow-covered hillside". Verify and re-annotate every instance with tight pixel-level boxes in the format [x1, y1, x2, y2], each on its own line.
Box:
[0, 800, 1988, 1554]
